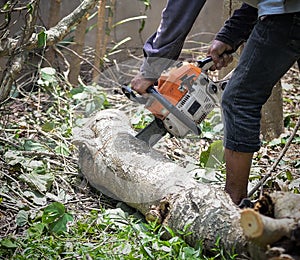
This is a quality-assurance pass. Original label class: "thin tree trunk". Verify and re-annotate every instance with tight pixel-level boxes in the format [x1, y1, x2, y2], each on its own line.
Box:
[69, 15, 88, 86]
[92, 0, 106, 80]
[74, 109, 300, 259]
[45, 0, 62, 65]
[261, 81, 284, 141]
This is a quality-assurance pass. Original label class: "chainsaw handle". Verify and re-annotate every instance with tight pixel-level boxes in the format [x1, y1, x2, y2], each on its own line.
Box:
[121, 85, 148, 104]
[197, 57, 213, 70]
[197, 50, 235, 70]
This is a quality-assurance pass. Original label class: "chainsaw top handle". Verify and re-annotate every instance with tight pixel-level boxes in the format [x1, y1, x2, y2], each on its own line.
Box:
[121, 85, 148, 104]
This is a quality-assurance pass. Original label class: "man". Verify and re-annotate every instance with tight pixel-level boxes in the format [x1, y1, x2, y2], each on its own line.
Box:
[131, 0, 300, 204]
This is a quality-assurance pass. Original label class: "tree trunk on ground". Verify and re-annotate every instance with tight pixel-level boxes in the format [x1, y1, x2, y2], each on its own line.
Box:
[73, 109, 300, 259]
[261, 81, 284, 141]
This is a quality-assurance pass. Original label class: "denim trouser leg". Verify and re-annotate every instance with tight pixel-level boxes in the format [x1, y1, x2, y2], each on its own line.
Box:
[222, 12, 300, 153]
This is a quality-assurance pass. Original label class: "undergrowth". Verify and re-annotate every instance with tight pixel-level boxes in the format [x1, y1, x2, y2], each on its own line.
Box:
[0, 67, 241, 259]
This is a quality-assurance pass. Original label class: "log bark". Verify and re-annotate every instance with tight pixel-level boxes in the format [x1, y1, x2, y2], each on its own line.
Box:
[73, 109, 247, 254]
[73, 109, 300, 259]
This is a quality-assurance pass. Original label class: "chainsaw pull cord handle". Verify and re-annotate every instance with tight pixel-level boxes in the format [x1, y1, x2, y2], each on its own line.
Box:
[146, 86, 201, 135]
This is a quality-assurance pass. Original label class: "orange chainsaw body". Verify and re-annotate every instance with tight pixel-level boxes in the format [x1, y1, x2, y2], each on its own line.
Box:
[145, 63, 201, 119]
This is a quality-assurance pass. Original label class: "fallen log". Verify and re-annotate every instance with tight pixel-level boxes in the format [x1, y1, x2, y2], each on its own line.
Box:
[73, 109, 300, 259]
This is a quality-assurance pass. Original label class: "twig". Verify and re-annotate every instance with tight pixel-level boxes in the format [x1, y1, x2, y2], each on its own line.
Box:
[248, 116, 300, 197]
[0, 136, 21, 149]
[1, 170, 37, 208]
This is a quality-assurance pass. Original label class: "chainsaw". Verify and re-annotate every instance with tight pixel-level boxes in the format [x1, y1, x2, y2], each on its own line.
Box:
[122, 57, 228, 146]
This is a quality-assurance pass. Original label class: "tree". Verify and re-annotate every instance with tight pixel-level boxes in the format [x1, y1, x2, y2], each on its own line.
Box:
[0, 0, 98, 103]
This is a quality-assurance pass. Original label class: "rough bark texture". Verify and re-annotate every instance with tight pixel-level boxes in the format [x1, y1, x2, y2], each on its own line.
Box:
[74, 109, 300, 259]
[261, 81, 284, 141]
[73, 109, 248, 255]
[69, 15, 88, 86]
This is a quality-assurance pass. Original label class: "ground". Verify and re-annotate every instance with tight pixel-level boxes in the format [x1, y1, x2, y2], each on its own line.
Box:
[0, 56, 299, 258]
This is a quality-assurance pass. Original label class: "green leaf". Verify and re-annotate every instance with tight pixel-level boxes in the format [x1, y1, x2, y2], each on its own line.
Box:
[19, 172, 54, 193]
[112, 16, 147, 28]
[41, 121, 56, 132]
[23, 190, 47, 206]
[37, 31, 47, 48]
[54, 143, 70, 156]
[27, 222, 46, 237]
[23, 140, 47, 151]
[70, 85, 84, 96]
[16, 210, 29, 227]
[42, 202, 65, 224]
[199, 140, 224, 168]
[49, 212, 73, 233]
[42, 202, 73, 234]
[1, 238, 17, 248]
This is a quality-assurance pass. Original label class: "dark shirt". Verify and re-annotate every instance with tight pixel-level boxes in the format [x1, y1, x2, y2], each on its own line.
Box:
[141, 1, 258, 80]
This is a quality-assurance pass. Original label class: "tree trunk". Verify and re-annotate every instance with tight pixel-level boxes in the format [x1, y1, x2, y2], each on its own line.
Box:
[92, 0, 106, 80]
[73, 109, 300, 259]
[45, 0, 62, 66]
[69, 15, 88, 86]
[261, 81, 284, 141]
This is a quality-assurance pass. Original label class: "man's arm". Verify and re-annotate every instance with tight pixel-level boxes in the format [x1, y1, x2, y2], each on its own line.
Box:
[216, 3, 258, 50]
[208, 3, 258, 69]
[141, 0, 206, 80]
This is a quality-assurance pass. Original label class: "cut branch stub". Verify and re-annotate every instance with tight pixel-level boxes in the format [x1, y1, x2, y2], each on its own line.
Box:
[240, 209, 296, 248]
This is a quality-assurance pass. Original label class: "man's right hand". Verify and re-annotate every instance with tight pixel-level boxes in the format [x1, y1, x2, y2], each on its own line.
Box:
[207, 40, 233, 70]
[130, 73, 156, 94]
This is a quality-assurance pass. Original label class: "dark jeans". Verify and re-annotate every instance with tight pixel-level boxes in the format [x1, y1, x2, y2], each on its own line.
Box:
[222, 12, 300, 153]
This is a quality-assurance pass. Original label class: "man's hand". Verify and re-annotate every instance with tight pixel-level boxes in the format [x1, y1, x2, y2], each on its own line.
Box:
[130, 73, 156, 94]
[207, 40, 234, 70]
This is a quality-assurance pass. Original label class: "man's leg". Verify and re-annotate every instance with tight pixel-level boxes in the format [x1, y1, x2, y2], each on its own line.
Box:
[221, 13, 300, 204]
[224, 149, 253, 204]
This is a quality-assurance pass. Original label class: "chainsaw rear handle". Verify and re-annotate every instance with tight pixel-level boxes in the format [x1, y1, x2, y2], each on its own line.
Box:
[197, 50, 235, 70]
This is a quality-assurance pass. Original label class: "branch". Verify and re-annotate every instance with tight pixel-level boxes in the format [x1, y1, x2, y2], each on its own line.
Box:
[248, 115, 300, 197]
[0, 0, 98, 57]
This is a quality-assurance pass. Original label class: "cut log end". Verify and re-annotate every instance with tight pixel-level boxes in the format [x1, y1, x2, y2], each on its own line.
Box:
[240, 208, 296, 248]
[240, 209, 264, 238]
